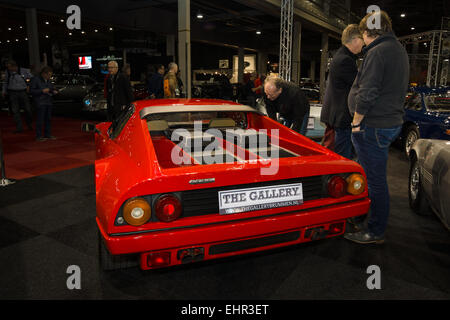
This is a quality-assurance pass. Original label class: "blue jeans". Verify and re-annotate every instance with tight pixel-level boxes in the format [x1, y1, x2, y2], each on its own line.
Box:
[351, 124, 401, 236]
[334, 127, 353, 159]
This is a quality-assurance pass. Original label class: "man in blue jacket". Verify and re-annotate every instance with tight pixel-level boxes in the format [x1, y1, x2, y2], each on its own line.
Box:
[30, 66, 58, 141]
[345, 10, 409, 244]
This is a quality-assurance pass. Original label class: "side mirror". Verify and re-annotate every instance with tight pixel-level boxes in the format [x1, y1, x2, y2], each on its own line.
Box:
[81, 122, 100, 134]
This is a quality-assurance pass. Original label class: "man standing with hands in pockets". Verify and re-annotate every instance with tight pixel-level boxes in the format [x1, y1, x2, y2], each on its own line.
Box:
[345, 10, 409, 244]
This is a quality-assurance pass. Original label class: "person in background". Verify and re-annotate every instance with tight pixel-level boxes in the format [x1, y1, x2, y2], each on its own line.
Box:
[263, 76, 310, 135]
[344, 10, 409, 244]
[164, 62, 179, 98]
[148, 64, 165, 99]
[122, 63, 131, 79]
[320, 24, 364, 159]
[106, 60, 133, 122]
[30, 66, 58, 141]
[2, 60, 33, 133]
[243, 73, 256, 108]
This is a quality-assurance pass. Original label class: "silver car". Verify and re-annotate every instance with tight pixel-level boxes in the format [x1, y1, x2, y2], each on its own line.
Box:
[409, 139, 450, 230]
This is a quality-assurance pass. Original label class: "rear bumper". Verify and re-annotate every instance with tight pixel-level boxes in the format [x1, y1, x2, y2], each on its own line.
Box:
[98, 198, 369, 269]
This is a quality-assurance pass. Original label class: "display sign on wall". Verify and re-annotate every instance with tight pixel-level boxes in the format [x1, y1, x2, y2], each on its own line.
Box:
[219, 59, 229, 69]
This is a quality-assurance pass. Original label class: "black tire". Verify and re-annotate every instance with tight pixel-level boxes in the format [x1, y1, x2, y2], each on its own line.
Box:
[408, 157, 430, 215]
[404, 125, 420, 158]
[98, 231, 139, 271]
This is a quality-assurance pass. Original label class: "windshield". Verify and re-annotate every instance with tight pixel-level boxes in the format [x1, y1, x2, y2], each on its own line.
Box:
[425, 95, 450, 112]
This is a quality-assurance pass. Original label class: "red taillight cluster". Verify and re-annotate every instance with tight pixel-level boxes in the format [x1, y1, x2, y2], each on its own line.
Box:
[328, 176, 347, 198]
[154, 194, 182, 222]
[327, 174, 366, 198]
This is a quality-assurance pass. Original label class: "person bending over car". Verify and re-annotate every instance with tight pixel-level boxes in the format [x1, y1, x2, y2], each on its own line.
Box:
[263, 76, 310, 135]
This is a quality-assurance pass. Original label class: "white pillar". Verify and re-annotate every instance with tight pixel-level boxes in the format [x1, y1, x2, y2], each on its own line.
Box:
[178, 0, 191, 98]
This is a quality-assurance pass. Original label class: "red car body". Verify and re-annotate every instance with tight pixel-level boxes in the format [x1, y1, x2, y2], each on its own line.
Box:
[95, 98, 370, 270]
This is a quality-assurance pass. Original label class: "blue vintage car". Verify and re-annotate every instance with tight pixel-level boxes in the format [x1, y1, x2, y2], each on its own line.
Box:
[400, 87, 450, 156]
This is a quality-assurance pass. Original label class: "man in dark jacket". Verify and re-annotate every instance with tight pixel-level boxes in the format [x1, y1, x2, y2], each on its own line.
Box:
[148, 64, 165, 99]
[264, 76, 310, 135]
[344, 11, 409, 244]
[320, 24, 364, 158]
[106, 60, 134, 121]
[30, 66, 58, 141]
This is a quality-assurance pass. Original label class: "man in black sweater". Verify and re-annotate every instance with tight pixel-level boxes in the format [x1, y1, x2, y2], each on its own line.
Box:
[263, 76, 310, 135]
[106, 60, 134, 122]
[345, 10, 409, 244]
[320, 24, 364, 158]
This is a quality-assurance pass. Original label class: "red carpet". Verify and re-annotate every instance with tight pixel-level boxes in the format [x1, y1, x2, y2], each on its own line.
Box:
[0, 111, 97, 180]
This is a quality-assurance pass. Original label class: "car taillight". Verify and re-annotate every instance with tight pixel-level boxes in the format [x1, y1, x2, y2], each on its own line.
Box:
[346, 173, 366, 195]
[122, 198, 151, 226]
[327, 175, 347, 198]
[155, 194, 182, 222]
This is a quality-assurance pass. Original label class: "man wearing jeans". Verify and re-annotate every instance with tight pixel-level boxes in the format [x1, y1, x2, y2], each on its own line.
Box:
[345, 10, 409, 244]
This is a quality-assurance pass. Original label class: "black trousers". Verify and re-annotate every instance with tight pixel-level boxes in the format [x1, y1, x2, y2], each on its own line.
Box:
[8, 90, 32, 131]
[35, 104, 52, 138]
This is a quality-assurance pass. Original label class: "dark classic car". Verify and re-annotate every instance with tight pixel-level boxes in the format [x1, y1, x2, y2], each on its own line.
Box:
[52, 74, 99, 103]
[400, 86, 450, 156]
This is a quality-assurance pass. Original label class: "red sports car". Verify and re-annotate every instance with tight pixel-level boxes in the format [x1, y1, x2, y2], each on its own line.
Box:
[93, 98, 370, 270]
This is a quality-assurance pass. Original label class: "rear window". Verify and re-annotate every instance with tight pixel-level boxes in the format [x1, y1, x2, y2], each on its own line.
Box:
[146, 111, 248, 130]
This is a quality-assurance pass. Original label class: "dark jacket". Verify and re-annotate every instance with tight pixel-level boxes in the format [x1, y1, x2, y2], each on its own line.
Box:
[148, 72, 164, 98]
[320, 46, 358, 128]
[30, 75, 55, 106]
[107, 72, 133, 113]
[348, 32, 409, 128]
[264, 81, 310, 131]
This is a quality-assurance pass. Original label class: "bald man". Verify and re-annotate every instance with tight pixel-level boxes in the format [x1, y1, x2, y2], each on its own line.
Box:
[263, 76, 310, 135]
[106, 60, 133, 121]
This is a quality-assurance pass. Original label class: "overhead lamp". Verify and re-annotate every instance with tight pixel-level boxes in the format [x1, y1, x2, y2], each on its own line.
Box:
[8, 27, 11, 31]
[25, 38, 28, 41]
[411, 27, 415, 30]
[94, 29, 98, 32]
[81, 31, 85, 34]
[256, 30, 262, 35]
[19, 26, 23, 29]
[15, 39, 19, 42]
[196, 11, 204, 19]
[109, 27, 113, 31]
[45, 35, 49, 38]
[45, 21, 49, 25]
[400, 13, 406, 18]
[69, 32, 72, 36]
[60, 19, 64, 23]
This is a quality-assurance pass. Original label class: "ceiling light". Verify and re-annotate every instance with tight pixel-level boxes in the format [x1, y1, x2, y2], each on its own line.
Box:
[25, 38, 28, 41]
[94, 29, 98, 32]
[81, 31, 85, 34]
[19, 26, 23, 29]
[411, 27, 415, 30]
[60, 19, 64, 23]
[8, 27, 11, 31]
[109, 27, 113, 31]
[196, 12, 204, 19]
[7, 40, 10, 43]
[400, 13, 406, 18]
[45, 35, 49, 38]
[256, 30, 261, 35]
[45, 21, 49, 25]
[15, 39, 19, 42]
[69, 32, 72, 35]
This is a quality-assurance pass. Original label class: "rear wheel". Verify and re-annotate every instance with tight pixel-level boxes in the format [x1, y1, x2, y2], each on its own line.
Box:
[408, 157, 430, 215]
[98, 231, 139, 271]
[404, 125, 419, 157]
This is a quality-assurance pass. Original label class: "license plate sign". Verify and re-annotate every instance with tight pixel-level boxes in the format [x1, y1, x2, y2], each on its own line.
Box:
[218, 183, 303, 215]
